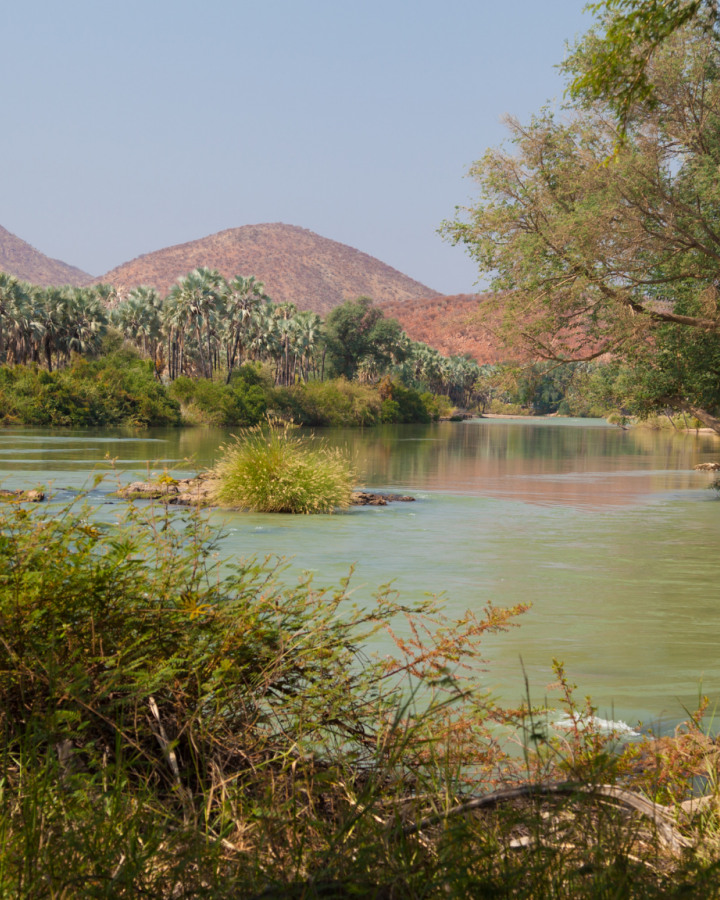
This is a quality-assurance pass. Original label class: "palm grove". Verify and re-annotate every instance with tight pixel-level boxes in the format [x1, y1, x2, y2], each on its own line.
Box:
[0, 268, 483, 427]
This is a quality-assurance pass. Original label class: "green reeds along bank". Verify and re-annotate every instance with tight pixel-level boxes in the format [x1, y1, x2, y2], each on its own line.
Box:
[212, 421, 356, 513]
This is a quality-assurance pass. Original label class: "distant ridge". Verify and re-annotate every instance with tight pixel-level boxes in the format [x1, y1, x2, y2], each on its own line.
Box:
[0, 224, 93, 287]
[96, 223, 441, 313]
[378, 294, 507, 364]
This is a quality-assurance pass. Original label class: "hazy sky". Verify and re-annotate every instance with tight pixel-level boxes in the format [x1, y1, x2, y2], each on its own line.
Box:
[1, 0, 590, 292]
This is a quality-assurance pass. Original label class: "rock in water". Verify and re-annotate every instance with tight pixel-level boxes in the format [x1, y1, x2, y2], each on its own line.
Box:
[350, 491, 416, 506]
[0, 489, 45, 502]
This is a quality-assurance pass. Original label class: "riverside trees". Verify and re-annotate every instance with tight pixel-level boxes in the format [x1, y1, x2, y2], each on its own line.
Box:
[443, 19, 720, 434]
[0, 269, 483, 416]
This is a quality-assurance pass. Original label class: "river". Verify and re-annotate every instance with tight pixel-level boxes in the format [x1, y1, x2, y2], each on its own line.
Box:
[1, 418, 718, 734]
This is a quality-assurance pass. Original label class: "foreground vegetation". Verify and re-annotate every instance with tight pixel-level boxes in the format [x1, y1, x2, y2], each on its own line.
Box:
[1, 495, 719, 898]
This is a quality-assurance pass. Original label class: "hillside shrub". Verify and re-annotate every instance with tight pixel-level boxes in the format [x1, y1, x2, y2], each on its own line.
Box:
[0, 350, 180, 426]
[212, 421, 356, 512]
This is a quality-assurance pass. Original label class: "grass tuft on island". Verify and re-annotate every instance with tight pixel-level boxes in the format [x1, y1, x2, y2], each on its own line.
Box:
[211, 420, 356, 513]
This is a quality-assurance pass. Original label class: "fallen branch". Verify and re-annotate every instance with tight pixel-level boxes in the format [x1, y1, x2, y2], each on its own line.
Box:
[401, 782, 690, 853]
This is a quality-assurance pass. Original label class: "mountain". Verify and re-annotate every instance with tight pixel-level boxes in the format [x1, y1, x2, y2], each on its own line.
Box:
[378, 294, 508, 364]
[0, 224, 93, 287]
[96, 223, 441, 313]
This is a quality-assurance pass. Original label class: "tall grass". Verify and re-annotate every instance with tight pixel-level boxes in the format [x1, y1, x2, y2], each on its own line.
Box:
[212, 421, 356, 513]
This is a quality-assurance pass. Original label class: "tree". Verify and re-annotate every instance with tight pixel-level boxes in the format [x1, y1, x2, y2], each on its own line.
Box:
[324, 297, 405, 380]
[113, 287, 162, 359]
[443, 22, 720, 433]
[172, 268, 225, 379]
[224, 276, 269, 383]
[569, 0, 716, 139]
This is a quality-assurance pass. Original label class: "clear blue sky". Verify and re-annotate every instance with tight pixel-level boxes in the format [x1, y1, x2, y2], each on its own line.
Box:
[1, 0, 591, 293]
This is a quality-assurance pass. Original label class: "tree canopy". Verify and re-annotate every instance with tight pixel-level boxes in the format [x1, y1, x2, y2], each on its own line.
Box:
[570, 0, 716, 136]
[443, 20, 720, 432]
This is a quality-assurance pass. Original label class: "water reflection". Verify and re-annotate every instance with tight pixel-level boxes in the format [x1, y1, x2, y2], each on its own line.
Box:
[0, 419, 718, 729]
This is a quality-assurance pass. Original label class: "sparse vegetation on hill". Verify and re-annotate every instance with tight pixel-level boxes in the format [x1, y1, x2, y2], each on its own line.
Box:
[0, 224, 93, 287]
[378, 293, 507, 365]
[95, 222, 440, 313]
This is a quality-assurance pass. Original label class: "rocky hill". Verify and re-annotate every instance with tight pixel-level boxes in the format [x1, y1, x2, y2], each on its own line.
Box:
[0, 224, 93, 287]
[378, 294, 509, 365]
[97, 223, 440, 313]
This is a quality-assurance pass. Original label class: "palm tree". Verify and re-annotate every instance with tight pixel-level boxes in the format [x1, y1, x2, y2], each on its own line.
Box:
[113, 287, 162, 358]
[224, 275, 270, 383]
[33, 286, 66, 371]
[58, 288, 108, 360]
[0, 273, 31, 364]
[292, 310, 322, 382]
[173, 268, 225, 378]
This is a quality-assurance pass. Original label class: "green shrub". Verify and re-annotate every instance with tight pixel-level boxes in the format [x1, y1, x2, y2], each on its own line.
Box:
[269, 379, 439, 427]
[168, 372, 267, 426]
[0, 352, 180, 427]
[0, 498, 717, 896]
[269, 379, 383, 426]
[212, 421, 356, 512]
[421, 392, 454, 419]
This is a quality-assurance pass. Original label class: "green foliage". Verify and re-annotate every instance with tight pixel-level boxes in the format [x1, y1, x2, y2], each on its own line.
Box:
[443, 20, 720, 432]
[168, 368, 267, 426]
[269, 378, 383, 426]
[324, 296, 406, 380]
[376, 381, 432, 424]
[0, 351, 180, 427]
[269, 378, 438, 427]
[2, 499, 720, 895]
[569, 0, 709, 137]
[212, 421, 356, 512]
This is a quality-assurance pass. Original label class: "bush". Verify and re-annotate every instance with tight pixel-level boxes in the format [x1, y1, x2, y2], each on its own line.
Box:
[2, 498, 720, 896]
[168, 369, 267, 426]
[212, 421, 356, 512]
[269, 379, 383, 426]
[0, 351, 180, 426]
[269, 379, 440, 427]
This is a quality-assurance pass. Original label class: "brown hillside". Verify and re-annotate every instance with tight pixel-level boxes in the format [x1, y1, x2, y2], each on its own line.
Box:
[0, 225, 93, 287]
[378, 294, 509, 364]
[97, 223, 441, 313]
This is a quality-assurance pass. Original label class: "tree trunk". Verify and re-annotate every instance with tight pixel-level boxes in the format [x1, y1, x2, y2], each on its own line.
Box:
[663, 396, 720, 436]
[196, 324, 207, 378]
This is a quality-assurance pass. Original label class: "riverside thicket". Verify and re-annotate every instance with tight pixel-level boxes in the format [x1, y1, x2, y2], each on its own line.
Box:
[2, 493, 720, 897]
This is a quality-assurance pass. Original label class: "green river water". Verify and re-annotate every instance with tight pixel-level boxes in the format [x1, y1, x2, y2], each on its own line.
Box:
[1, 418, 718, 734]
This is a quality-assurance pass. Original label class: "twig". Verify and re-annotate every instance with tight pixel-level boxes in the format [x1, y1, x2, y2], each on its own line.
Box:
[149, 696, 182, 787]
